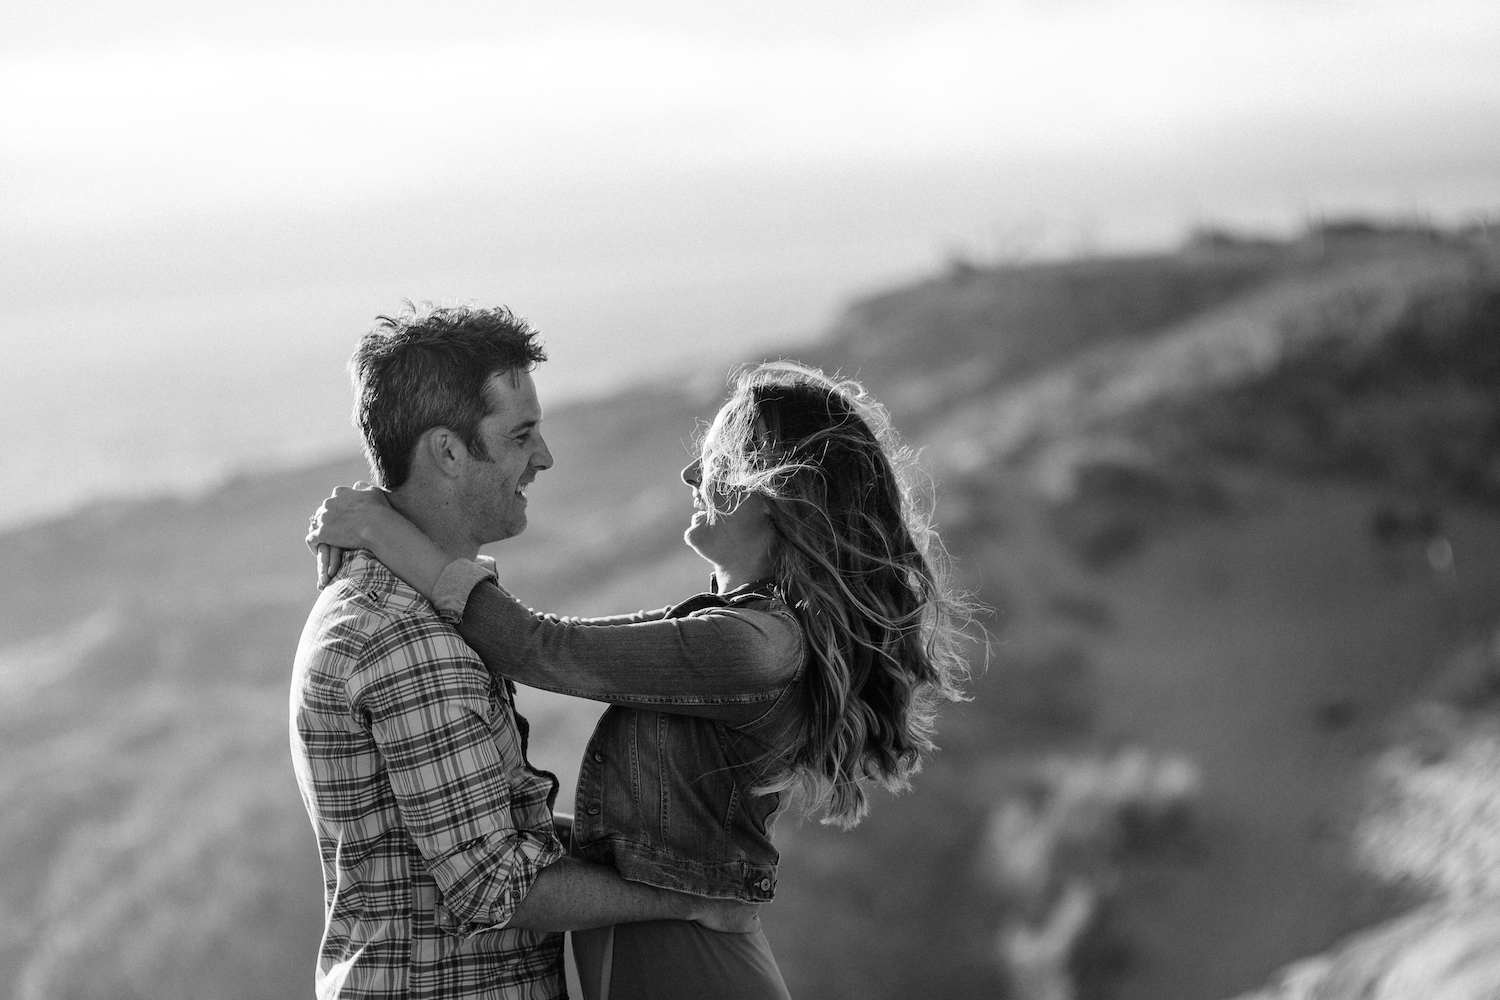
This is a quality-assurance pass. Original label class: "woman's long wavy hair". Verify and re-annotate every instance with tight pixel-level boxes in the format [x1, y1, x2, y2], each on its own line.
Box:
[697, 362, 976, 829]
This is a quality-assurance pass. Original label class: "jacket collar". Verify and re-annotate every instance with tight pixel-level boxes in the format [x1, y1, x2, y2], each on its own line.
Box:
[708, 574, 776, 597]
[671, 577, 778, 618]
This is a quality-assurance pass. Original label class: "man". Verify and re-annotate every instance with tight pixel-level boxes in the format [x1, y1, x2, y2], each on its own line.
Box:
[291, 304, 752, 999]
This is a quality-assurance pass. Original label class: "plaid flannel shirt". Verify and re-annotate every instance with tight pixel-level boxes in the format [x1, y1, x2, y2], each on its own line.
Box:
[291, 550, 565, 1000]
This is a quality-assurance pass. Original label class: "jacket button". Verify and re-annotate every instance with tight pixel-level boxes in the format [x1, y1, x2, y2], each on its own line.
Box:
[586, 804, 601, 816]
[593, 752, 605, 763]
[758, 878, 772, 891]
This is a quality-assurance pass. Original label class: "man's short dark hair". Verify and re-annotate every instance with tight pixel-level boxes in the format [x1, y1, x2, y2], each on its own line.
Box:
[350, 303, 547, 489]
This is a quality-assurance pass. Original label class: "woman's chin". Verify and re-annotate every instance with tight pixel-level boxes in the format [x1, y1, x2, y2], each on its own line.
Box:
[683, 520, 713, 561]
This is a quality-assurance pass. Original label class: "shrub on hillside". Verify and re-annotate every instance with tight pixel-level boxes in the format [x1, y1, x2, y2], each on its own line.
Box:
[1357, 630, 1500, 901]
[979, 749, 1202, 1000]
[1162, 280, 1500, 503]
[1045, 454, 1226, 568]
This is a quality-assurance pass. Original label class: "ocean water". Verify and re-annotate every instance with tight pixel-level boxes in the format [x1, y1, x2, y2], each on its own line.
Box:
[0, 268, 851, 533]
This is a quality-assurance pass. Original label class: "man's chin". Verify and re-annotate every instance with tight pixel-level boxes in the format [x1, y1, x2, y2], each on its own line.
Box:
[484, 516, 526, 546]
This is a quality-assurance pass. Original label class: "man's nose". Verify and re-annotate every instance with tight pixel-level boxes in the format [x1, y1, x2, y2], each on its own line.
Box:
[533, 434, 554, 471]
[681, 460, 701, 486]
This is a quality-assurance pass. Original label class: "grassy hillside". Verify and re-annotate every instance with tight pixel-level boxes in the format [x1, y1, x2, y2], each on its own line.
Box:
[3, 222, 1498, 999]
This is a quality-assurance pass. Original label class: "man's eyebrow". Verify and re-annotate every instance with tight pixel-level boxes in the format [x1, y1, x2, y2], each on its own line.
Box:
[505, 417, 540, 434]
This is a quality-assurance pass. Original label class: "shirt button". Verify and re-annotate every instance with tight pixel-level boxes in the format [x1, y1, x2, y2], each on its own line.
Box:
[758, 878, 772, 891]
[586, 804, 601, 816]
[593, 752, 605, 763]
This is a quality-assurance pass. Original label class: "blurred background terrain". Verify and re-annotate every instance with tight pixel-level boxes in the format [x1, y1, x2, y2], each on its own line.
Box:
[4, 221, 1500, 999]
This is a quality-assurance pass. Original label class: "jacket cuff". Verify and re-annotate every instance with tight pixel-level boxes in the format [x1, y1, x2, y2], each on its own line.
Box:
[432, 558, 497, 623]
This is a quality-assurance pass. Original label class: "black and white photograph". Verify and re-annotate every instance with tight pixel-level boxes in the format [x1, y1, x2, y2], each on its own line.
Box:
[2, 2, 1499, 998]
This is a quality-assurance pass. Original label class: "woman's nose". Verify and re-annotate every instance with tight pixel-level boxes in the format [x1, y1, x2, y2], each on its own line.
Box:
[681, 460, 701, 487]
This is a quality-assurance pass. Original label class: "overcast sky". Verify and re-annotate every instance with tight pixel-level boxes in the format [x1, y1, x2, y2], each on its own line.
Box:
[5, 0, 1499, 351]
[6, 0, 1497, 244]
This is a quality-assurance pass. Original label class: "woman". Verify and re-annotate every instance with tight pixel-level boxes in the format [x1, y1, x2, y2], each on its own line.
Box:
[308, 361, 973, 999]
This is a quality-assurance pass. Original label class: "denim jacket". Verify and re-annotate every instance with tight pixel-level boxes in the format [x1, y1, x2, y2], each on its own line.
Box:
[433, 560, 807, 903]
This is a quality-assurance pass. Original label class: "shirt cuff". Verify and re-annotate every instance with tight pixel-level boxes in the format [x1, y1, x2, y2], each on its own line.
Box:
[487, 830, 567, 930]
[432, 829, 567, 937]
[431, 558, 497, 623]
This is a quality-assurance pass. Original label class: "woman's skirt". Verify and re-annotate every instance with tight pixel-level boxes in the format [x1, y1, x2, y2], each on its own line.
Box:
[572, 919, 791, 1000]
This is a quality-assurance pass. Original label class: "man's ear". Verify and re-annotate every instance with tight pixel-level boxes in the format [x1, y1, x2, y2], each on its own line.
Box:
[416, 426, 469, 478]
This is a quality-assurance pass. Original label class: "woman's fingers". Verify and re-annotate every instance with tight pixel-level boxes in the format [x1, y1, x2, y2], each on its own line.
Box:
[305, 505, 325, 554]
[326, 482, 390, 510]
[308, 486, 371, 587]
[308, 484, 394, 563]
[315, 543, 346, 589]
[350, 481, 392, 508]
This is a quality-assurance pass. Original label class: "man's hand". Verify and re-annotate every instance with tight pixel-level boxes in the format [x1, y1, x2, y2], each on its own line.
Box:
[689, 896, 762, 935]
[506, 858, 763, 934]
